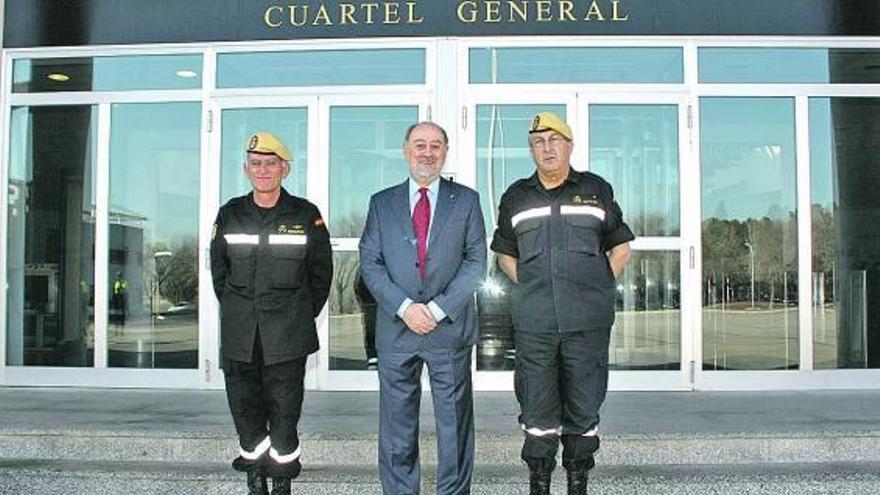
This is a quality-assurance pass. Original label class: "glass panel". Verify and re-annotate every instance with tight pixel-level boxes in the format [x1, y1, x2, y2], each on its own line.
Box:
[217, 49, 425, 88]
[469, 47, 682, 84]
[12, 55, 203, 92]
[328, 106, 417, 238]
[328, 252, 377, 370]
[701, 97, 799, 370]
[590, 105, 680, 237]
[475, 103, 564, 371]
[6, 106, 97, 367]
[220, 108, 308, 204]
[328, 105, 417, 371]
[108, 102, 201, 368]
[810, 97, 880, 369]
[699, 48, 880, 84]
[610, 251, 680, 370]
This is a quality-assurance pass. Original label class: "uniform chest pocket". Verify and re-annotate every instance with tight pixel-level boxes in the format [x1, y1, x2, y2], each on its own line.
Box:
[227, 244, 256, 288]
[564, 213, 602, 256]
[514, 218, 545, 263]
[268, 235, 308, 289]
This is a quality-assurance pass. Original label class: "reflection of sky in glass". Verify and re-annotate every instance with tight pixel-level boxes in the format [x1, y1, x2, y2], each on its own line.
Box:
[470, 47, 682, 83]
[590, 105, 679, 237]
[476, 104, 564, 234]
[700, 48, 880, 84]
[700, 98, 797, 221]
[809, 98, 835, 208]
[217, 49, 425, 88]
[700, 48, 829, 83]
[220, 108, 307, 204]
[329, 106, 417, 237]
[110, 103, 201, 241]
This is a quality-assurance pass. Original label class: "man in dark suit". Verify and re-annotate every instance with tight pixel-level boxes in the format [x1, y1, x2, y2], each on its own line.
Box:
[359, 122, 487, 495]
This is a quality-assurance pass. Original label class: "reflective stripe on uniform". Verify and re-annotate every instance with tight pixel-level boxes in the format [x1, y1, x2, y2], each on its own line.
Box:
[224, 234, 259, 245]
[581, 425, 599, 437]
[268, 234, 307, 245]
[511, 206, 552, 229]
[560, 205, 605, 222]
[270, 446, 302, 464]
[240, 436, 271, 460]
[521, 424, 561, 437]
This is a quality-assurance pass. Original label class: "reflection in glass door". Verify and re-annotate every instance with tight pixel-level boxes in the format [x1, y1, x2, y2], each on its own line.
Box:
[327, 105, 420, 373]
[108, 102, 202, 368]
[589, 104, 682, 371]
[700, 97, 799, 370]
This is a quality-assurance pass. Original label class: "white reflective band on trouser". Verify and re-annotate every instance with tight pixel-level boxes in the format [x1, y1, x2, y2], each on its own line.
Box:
[224, 234, 260, 245]
[270, 446, 302, 464]
[521, 424, 562, 437]
[240, 436, 271, 460]
[511, 207, 552, 229]
[581, 426, 599, 437]
[268, 234, 307, 245]
[560, 205, 606, 222]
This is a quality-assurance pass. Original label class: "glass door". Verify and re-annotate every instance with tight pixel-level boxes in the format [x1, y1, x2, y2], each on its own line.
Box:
[463, 92, 692, 391]
[318, 94, 429, 390]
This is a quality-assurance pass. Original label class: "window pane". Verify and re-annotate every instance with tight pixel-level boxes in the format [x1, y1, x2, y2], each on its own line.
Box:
[12, 55, 203, 92]
[6, 106, 97, 367]
[469, 47, 682, 83]
[699, 48, 880, 84]
[220, 108, 308, 204]
[810, 97, 880, 369]
[328, 252, 376, 370]
[328, 106, 417, 371]
[108, 102, 201, 369]
[611, 251, 680, 370]
[590, 105, 680, 237]
[700, 97, 799, 370]
[475, 104, 564, 371]
[217, 49, 425, 88]
[328, 106, 417, 238]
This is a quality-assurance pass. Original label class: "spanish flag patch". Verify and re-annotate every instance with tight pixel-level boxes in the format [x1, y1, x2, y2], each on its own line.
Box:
[314, 217, 325, 228]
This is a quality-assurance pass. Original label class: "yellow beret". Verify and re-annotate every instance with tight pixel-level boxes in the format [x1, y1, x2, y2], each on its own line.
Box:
[247, 132, 292, 161]
[529, 112, 573, 141]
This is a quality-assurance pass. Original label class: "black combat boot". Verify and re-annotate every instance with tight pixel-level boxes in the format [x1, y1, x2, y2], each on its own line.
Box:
[526, 458, 555, 495]
[563, 457, 595, 495]
[246, 472, 268, 495]
[271, 477, 291, 495]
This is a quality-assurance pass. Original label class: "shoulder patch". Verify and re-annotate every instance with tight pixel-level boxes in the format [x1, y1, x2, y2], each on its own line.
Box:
[314, 217, 325, 228]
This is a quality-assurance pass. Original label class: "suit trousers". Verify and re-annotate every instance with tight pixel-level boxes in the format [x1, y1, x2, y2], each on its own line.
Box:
[378, 345, 474, 495]
[224, 334, 307, 457]
[514, 329, 609, 466]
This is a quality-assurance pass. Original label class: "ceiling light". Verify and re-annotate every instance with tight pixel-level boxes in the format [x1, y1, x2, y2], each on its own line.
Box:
[47, 73, 70, 82]
[176, 70, 198, 78]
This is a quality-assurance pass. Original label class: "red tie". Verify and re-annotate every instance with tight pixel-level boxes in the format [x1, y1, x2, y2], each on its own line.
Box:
[413, 187, 430, 278]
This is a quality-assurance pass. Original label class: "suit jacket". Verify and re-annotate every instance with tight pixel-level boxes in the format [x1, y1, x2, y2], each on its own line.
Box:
[359, 178, 487, 352]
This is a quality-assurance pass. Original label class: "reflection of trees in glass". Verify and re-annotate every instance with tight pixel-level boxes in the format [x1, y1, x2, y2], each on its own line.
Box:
[330, 254, 360, 315]
[332, 214, 368, 239]
[703, 213, 798, 307]
[149, 237, 198, 309]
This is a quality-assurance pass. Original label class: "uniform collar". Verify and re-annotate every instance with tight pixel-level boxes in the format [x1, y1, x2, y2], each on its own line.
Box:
[527, 168, 581, 191]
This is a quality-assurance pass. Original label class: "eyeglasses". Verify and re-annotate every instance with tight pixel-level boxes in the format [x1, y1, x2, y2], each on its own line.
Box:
[247, 159, 284, 170]
[529, 134, 568, 149]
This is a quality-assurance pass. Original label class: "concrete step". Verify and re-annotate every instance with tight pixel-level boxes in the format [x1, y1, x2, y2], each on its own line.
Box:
[2, 429, 879, 466]
[1, 459, 879, 495]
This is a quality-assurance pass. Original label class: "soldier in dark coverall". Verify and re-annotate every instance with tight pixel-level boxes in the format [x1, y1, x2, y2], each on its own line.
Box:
[490, 112, 633, 495]
[210, 132, 333, 495]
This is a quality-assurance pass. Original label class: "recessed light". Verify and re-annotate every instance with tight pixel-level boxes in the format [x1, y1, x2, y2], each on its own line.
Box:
[47, 73, 70, 82]
[176, 70, 198, 78]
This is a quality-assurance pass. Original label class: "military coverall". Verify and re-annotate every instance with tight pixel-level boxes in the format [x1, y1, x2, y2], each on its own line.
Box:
[490, 170, 634, 471]
[210, 188, 332, 476]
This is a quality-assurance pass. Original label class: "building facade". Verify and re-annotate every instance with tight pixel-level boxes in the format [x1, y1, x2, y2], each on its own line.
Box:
[2, 0, 879, 390]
